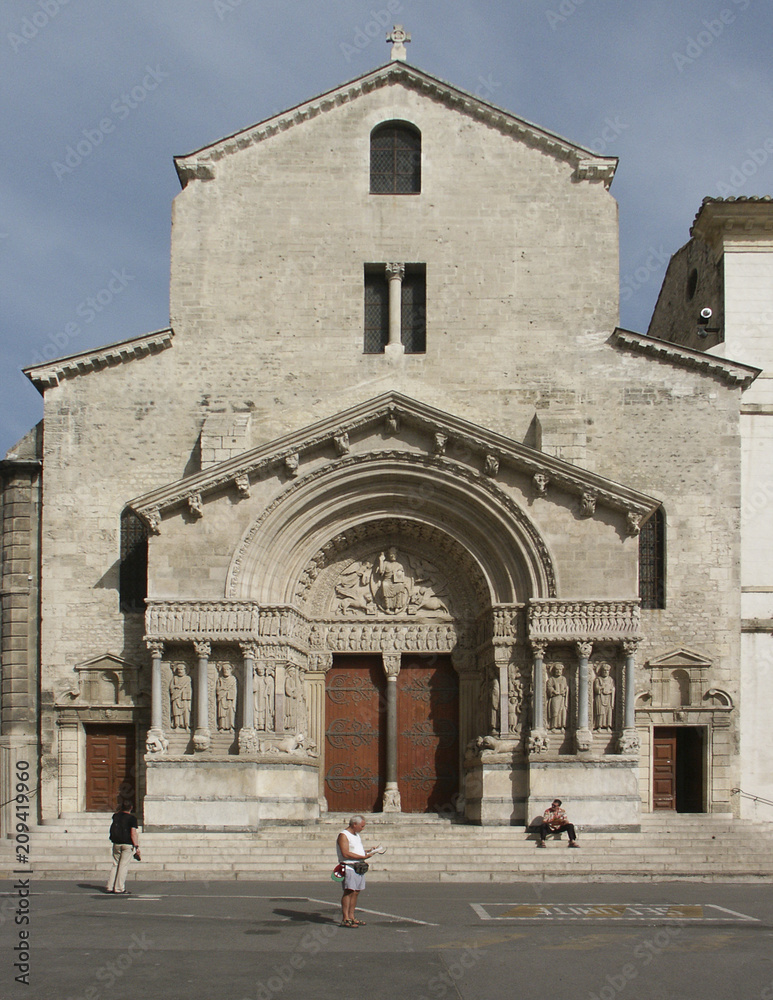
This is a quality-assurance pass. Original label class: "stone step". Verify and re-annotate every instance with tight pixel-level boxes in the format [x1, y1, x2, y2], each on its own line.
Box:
[6, 813, 772, 882]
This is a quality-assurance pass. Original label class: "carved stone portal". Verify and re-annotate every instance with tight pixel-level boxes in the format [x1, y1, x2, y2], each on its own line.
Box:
[333, 547, 452, 618]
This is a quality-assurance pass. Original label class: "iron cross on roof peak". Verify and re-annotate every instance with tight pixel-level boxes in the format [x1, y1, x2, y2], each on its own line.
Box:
[387, 24, 411, 62]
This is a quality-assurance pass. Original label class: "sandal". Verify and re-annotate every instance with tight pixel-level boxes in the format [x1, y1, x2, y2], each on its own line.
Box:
[351, 918, 366, 925]
[339, 919, 356, 928]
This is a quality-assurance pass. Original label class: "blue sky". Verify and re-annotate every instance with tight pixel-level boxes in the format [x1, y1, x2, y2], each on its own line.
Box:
[2, 0, 772, 456]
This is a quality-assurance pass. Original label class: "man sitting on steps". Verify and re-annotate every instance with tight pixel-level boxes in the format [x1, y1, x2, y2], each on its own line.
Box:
[538, 798, 579, 848]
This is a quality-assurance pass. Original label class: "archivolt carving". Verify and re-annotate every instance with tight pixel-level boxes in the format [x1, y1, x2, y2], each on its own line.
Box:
[226, 452, 557, 603]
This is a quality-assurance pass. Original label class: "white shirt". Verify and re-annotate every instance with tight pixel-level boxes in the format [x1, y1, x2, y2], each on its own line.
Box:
[337, 828, 365, 866]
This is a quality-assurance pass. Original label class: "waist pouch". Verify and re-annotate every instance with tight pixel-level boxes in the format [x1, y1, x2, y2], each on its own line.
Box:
[352, 861, 369, 875]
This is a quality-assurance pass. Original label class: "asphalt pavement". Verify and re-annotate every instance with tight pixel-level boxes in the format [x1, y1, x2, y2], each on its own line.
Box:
[2, 878, 773, 1000]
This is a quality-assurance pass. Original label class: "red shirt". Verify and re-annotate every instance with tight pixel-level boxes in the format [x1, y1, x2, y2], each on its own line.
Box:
[543, 806, 567, 830]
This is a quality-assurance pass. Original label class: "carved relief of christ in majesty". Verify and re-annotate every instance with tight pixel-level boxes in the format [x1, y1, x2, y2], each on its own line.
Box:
[374, 547, 410, 614]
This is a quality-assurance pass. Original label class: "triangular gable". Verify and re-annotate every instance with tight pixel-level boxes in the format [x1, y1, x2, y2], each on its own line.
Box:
[128, 391, 659, 531]
[174, 62, 617, 189]
[646, 647, 712, 669]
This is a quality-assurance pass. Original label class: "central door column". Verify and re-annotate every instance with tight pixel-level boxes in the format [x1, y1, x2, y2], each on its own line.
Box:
[382, 653, 401, 812]
[575, 640, 593, 753]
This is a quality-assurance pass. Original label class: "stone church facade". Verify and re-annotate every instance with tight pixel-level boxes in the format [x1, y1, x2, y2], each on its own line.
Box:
[1, 52, 767, 833]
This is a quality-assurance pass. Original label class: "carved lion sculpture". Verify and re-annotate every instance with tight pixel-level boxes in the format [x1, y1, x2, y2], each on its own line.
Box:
[145, 733, 168, 755]
[258, 732, 318, 756]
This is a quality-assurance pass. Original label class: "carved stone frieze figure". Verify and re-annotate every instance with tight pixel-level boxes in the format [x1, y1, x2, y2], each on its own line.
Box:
[507, 663, 524, 733]
[477, 667, 499, 734]
[546, 663, 569, 730]
[254, 663, 275, 731]
[593, 662, 615, 730]
[284, 665, 307, 733]
[216, 663, 237, 731]
[169, 663, 192, 729]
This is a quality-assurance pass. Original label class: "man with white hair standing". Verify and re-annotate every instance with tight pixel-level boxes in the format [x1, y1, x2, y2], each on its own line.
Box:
[336, 815, 377, 927]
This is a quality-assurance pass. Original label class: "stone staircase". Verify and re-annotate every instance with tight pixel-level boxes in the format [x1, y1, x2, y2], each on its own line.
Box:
[3, 812, 773, 883]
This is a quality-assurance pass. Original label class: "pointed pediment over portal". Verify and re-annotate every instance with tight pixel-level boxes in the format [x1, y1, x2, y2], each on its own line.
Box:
[128, 392, 660, 535]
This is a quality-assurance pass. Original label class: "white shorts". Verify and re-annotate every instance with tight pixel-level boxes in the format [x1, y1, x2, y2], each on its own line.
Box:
[343, 866, 366, 891]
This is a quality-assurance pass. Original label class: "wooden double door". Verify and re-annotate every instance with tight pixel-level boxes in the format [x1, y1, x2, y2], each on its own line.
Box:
[324, 655, 459, 813]
[85, 724, 137, 812]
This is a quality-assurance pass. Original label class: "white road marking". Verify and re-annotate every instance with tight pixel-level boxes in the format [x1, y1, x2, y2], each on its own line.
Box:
[305, 896, 438, 926]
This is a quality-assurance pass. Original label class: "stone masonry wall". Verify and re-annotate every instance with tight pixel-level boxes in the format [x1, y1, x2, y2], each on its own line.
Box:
[31, 78, 744, 815]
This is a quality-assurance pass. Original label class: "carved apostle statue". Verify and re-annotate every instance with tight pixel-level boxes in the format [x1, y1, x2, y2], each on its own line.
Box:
[284, 666, 307, 733]
[169, 662, 192, 729]
[216, 663, 237, 731]
[546, 663, 569, 730]
[254, 663, 274, 731]
[508, 663, 523, 733]
[593, 662, 615, 730]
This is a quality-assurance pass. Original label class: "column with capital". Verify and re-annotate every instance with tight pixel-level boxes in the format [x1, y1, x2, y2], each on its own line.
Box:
[619, 639, 641, 754]
[238, 642, 258, 754]
[575, 641, 593, 753]
[385, 262, 405, 357]
[528, 640, 548, 754]
[382, 653, 402, 812]
[306, 653, 333, 810]
[193, 640, 211, 752]
[145, 640, 168, 754]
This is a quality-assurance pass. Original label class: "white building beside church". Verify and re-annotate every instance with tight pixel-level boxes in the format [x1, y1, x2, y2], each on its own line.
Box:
[2, 37, 771, 834]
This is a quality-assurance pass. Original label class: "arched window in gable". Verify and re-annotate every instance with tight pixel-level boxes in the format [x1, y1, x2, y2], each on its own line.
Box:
[370, 121, 421, 194]
[119, 509, 148, 613]
[639, 507, 665, 609]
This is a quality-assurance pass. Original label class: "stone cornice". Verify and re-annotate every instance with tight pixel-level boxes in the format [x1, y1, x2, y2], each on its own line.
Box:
[23, 328, 174, 392]
[174, 62, 617, 189]
[128, 391, 660, 530]
[611, 328, 760, 389]
[691, 196, 773, 247]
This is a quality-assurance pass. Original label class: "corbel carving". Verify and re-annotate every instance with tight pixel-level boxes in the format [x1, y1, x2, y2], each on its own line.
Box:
[333, 431, 350, 456]
[532, 472, 549, 496]
[235, 473, 251, 498]
[580, 492, 597, 517]
[188, 494, 203, 518]
[146, 509, 161, 535]
[285, 453, 300, 477]
[484, 454, 499, 478]
[433, 432, 448, 455]
[626, 511, 641, 536]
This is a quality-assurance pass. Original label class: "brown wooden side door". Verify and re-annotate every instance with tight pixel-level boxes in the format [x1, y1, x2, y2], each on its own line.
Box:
[85, 724, 136, 812]
[324, 656, 386, 813]
[652, 726, 677, 810]
[397, 655, 459, 813]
